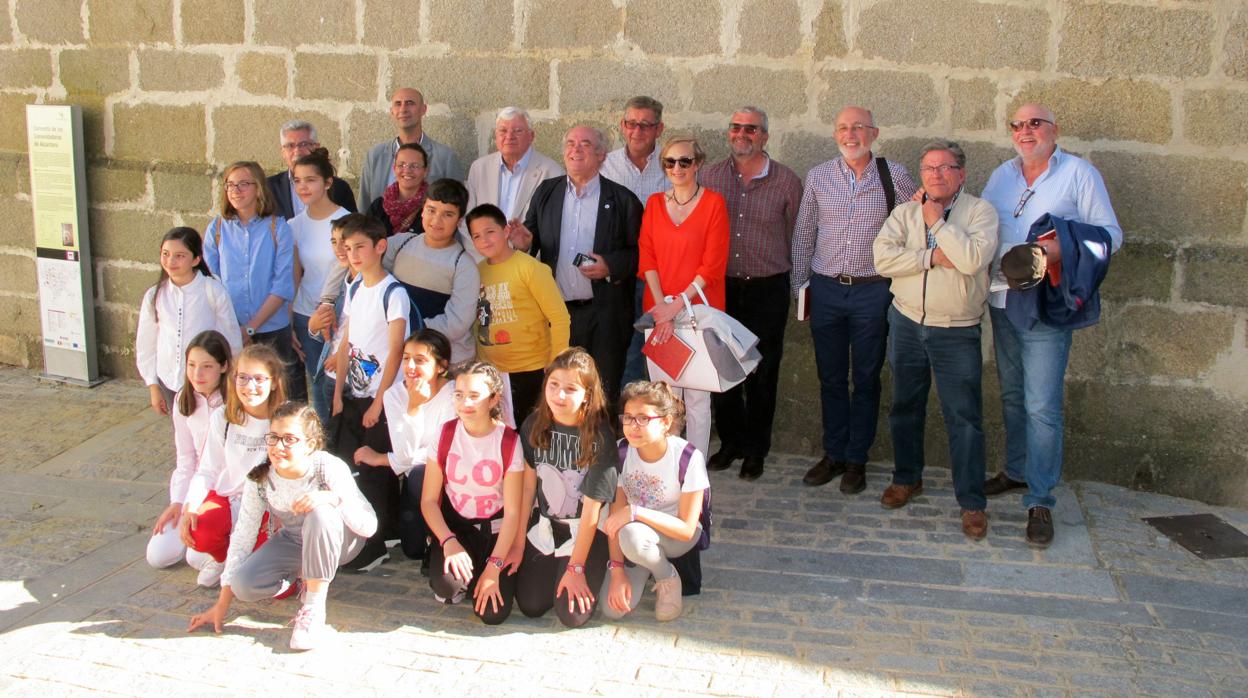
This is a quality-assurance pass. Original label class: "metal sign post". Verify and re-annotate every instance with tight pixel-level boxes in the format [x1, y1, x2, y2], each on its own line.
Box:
[26, 104, 105, 386]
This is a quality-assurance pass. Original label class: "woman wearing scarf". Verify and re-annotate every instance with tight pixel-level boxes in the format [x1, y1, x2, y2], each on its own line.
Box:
[367, 142, 429, 237]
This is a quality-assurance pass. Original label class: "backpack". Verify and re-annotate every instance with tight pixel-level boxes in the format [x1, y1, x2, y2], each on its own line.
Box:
[255, 458, 330, 538]
[347, 276, 426, 336]
[435, 418, 520, 483]
[616, 438, 711, 551]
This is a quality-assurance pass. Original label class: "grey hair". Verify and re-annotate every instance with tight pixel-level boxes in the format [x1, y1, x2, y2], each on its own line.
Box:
[919, 139, 966, 169]
[624, 95, 664, 122]
[565, 125, 608, 154]
[734, 106, 769, 132]
[279, 119, 317, 141]
[495, 106, 532, 129]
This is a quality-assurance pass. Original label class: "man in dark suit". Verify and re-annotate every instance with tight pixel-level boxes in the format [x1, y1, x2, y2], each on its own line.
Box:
[510, 125, 643, 405]
[267, 119, 357, 220]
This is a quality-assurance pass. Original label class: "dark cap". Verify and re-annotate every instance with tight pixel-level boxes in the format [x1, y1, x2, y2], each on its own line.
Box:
[1001, 243, 1047, 291]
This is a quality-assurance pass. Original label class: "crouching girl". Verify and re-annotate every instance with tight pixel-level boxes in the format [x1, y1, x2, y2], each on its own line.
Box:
[187, 402, 377, 650]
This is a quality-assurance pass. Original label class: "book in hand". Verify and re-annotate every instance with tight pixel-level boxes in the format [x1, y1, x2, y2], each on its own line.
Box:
[642, 330, 695, 380]
[796, 281, 811, 321]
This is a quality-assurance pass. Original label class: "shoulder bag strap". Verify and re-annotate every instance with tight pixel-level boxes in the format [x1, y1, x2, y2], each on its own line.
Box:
[875, 157, 896, 214]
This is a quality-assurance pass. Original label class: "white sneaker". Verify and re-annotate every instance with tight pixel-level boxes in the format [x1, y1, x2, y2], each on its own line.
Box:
[433, 588, 466, 605]
[289, 604, 328, 651]
[196, 560, 224, 588]
[652, 572, 683, 622]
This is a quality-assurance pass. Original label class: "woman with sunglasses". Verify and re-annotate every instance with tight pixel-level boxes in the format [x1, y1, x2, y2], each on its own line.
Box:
[188, 401, 377, 651]
[367, 142, 430, 237]
[636, 135, 729, 458]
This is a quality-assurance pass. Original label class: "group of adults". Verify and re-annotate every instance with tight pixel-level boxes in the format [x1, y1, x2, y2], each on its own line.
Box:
[261, 87, 1120, 548]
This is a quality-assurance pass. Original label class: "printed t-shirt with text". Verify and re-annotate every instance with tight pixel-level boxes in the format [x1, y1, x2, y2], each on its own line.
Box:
[442, 421, 525, 519]
[520, 413, 618, 521]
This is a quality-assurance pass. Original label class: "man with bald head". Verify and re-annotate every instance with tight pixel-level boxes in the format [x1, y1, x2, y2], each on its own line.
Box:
[791, 106, 917, 493]
[358, 87, 465, 210]
[980, 104, 1121, 548]
[510, 125, 643, 405]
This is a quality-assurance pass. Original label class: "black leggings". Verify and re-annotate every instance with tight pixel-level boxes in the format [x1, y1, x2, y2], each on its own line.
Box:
[333, 396, 397, 564]
[428, 500, 515, 625]
[514, 526, 609, 628]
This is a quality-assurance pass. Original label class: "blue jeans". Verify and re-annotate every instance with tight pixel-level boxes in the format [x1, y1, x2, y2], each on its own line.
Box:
[619, 284, 648, 391]
[809, 275, 892, 463]
[887, 307, 986, 511]
[989, 306, 1073, 510]
[292, 312, 327, 424]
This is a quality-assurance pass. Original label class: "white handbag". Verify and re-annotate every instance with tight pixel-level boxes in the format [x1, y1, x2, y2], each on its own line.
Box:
[638, 286, 762, 393]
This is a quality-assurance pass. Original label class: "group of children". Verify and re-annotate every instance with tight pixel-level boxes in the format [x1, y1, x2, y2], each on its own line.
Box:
[137, 163, 712, 650]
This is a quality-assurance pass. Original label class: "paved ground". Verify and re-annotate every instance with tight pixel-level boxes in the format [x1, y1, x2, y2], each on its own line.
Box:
[0, 366, 1245, 697]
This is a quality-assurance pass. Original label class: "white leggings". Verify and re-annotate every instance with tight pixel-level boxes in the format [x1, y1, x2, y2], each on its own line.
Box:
[600, 521, 699, 619]
[146, 525, 214, 570]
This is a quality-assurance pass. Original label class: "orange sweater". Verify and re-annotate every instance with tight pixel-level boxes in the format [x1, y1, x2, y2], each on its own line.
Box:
[637, 190, 730, 312]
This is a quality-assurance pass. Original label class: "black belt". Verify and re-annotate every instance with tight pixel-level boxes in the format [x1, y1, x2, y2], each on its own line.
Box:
[727, 272, 789, 283]
[565, 299, 593, 308]
[828, 273, 885, 286]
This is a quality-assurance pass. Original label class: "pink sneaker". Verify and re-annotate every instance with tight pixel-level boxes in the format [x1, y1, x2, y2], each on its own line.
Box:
[652, 573, 683, 622]
[289, 604, 327, 651]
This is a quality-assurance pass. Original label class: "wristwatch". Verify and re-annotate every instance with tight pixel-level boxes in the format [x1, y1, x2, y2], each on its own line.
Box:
[566, 562, 586, 575]
[245, 326, 256, 337]
[486, 556, 505, 569]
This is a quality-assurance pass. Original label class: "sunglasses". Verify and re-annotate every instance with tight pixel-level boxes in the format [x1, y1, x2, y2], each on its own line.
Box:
[662, 156, 696, 170]
[728, 123, 761, 135]
[1008, 118, 1054, 132]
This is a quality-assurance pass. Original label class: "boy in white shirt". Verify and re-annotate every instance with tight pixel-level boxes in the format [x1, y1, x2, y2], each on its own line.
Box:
[332, 214, 410, 571]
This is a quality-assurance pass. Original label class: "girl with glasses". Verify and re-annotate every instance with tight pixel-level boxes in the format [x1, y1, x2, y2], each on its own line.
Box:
[513, 348, 619, 627]
[601, 380, 709, 622]
[637, 136, 730, 458]
[178, 343, 288, 587]
[187, 401, 377, 651]
[421, 361, 525, 624]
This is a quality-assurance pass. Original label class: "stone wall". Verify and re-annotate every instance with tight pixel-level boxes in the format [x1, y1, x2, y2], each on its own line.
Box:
[1, 0, 1246, 505]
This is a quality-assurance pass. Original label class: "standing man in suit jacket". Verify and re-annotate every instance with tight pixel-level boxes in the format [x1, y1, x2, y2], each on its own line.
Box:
[267, 120, 357, 220]
[509, 125, 643, 406]
[358, 87, 465, 210]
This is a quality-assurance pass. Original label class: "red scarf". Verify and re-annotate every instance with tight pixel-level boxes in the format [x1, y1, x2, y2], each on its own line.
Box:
[382, 181, 427, 234]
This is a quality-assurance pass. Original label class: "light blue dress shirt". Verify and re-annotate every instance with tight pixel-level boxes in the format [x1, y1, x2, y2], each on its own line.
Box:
[497, 147, 534, 219]
[203, 215, 295, 332]
[556, 176, 600, 301]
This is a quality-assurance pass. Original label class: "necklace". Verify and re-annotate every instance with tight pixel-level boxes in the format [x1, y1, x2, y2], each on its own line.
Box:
[670, 185, 700, 207]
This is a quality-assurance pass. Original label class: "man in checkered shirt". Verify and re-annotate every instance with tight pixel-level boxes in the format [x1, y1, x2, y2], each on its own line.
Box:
[791, 106, 918, 494]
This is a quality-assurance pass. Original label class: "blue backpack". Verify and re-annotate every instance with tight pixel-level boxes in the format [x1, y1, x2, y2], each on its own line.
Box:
[616, 438, 711, 551]
[347, 277, 425, 336]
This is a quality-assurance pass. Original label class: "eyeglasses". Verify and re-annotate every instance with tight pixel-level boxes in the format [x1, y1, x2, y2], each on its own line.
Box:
[619, 413, 662, 427]
[622, 120, 659, 131]
[495, 127, 530, 137]
[224, 181, 257, 192]
[1013, 188, 1035, 218]
[662, 157, 696, 170]
[835, 123, 875, 134]
[728, 123, 762, 135]
[918, 164, 963, 175]
[280, 140, 317, 151]
[395, 162, 426, 171]
[1008, 118, 1054, 132]
[452, 391, 492, 404]
[263, 432, 303, 447]
[235, 373, 272, 386]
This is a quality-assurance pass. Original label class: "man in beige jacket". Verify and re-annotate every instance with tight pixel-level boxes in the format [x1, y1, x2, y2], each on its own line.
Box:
[872, 140, 999, 540]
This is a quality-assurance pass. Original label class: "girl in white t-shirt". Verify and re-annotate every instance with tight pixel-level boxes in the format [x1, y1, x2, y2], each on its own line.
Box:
[146, 330, 232, 572]
[603, 381, 709, 622]
[290, 147, 350, 423]
[187, 402, 377, 651]
[178, 343, 288, 587]
[354, 328, 456, 561]
[136, 227, 243, 415]
[421, 361, 525, 624]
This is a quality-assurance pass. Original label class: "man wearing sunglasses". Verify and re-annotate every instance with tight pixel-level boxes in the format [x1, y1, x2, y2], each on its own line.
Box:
[792, 106, 918, 494]
[980, 103, 1122, 548]
[699, 107, 802, 482]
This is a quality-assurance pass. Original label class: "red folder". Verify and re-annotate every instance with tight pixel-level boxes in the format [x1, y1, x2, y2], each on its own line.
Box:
[643, 331, 695, 380]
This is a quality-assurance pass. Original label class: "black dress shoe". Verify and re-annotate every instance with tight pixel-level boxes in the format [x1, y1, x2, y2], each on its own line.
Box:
[707, 447, 740, 472]
[984, 471, 1027, 497]
[803, 456, 846, 486]
[839, 462, 867, 494]
[1026, 506, 1054, 548]
[739, 456, 764, 481]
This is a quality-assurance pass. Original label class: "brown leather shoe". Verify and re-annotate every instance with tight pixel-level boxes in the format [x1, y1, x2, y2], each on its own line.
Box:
[880, 481, 923, 509]
[983, 471, 1027, 497]
[803, 456, 846, 486]
[961, 509, 988, 540]
[839, 462, 867, 494]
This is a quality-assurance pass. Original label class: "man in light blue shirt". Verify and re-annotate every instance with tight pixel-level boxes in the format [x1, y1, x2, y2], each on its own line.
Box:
[980, 103, 1122, 548]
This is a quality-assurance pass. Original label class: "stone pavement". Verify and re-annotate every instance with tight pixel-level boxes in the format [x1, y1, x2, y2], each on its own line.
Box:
[0, 366, 1245, 697]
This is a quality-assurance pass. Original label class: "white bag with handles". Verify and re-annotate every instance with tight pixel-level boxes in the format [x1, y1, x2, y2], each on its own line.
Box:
[636, 286, 762, 393]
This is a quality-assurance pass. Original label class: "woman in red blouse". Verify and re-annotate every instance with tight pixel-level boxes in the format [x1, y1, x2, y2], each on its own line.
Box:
[637, 135, 730, 458]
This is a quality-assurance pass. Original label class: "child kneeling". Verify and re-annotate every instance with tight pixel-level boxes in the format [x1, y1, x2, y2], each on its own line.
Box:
[188, 402, 377, 650]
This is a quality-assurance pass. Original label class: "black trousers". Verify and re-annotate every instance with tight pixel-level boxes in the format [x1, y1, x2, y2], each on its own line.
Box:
[332, 395, 397, 564]
[508, 369, 545, 428]
[567, 300, 628, 412]
[429, 500, 515, 625]
[514, 523, 609, 628]
[712, 273, 790, 458]
[253, 326, 307, 402]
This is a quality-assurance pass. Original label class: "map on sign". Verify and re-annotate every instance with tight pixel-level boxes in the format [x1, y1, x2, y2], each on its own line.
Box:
[36, 256, 86, 350]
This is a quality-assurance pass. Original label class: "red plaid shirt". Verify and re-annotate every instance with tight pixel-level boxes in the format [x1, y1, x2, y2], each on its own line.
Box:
[700, 156, 803, 279]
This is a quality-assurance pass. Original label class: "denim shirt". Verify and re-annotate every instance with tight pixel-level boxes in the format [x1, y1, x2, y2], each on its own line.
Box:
[203, 215, 295, 333]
